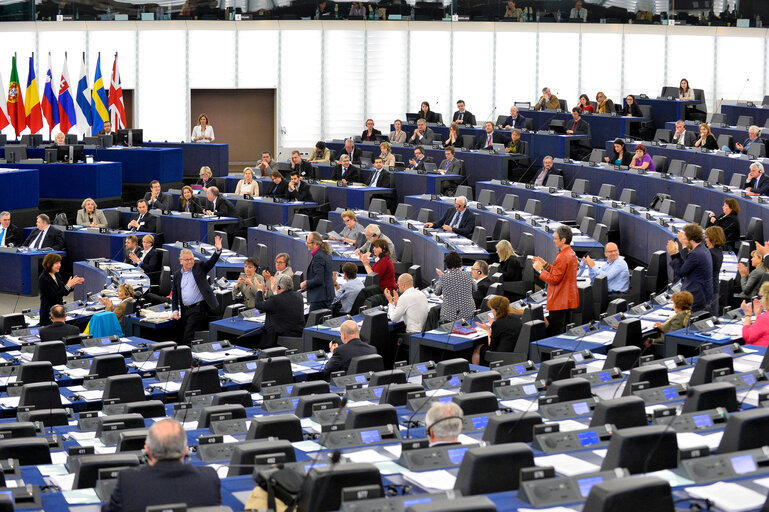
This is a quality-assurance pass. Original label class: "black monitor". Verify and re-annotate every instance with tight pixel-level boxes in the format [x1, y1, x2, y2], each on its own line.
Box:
[20, 134, 43, 147]
[56, 144, 85, 163]
[583, 475, 674, 512]
[73, 454, 141, 489]
[99, 134, 114, 147]
[64, 134, 78, 144]
[116, 129, 143, 147]
[297, 463, 383, 512]
[0, 313, 25, 334]
[4, 145, 27, 163]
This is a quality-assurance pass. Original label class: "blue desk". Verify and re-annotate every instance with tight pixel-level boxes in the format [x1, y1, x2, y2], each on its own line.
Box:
[143, 141, 229, 177]
[635, 97, 700, 125]
[0, 248, 66, 295]
[663, 121, 764, 148]
[408, 330, 478, 363]
[93, 147, 183, 184]
[112, 208, 239, 244]
[0, 161, 121, 201]
[0, 168, 38, 210]
[163, 242, 244, 278]
[321, 182, 393, 210]
[722, 103, 769, 127]
[209, 316, 264, 342]
[22, 227, 148, 270]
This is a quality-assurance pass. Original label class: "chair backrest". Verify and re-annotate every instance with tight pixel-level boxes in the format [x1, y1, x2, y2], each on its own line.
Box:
[492, 219, 510, 242]
[512, 320, 547, 357]
[659, 199, 676, 217]
[653, 129, 672, 143]
[213, 230, 229, 249]
[588, 149, 606, 163]
[736, 115, 754, 128]
[747, 217, 765, 245]
[593, 274, 609, 319]
[19, 382, 62, 410]
[518, 232, 534, 258]
[290, 213, 311, 231]
[545, 174, 564, 189]
[747, 141, 766, 158]
[716, 134, 734, 152]
[18, 361, 54, 384]
[157, 346, 193, 371]
[103, 374, 146, 403]
[667, 159, 685, 176]
[461, 134, 475, 149]
[502, 194, 520, 211]
[707, 168, 725, 184]
[394, 203, 413, 219]
[682, 204, 701, 224]
[477, 189, 495, 206]
[369, 198, 388, 214]
[683, 164, 701, 180]
[601, 209, 619, 231]
[348, 354, 384, 374]
[729, 173, 747, 188]
[90, 354, 127, 378]
[524, 199, 541, 215]
[598, 183, 616, 200]
[710, 113, 726, 124]
[572, 179, 590, 195]
[158, 266, 172, 297]
[32, 341, 67, 366]
[646, 250, 668, 294]
[579, 216, 596, 236]
[471, 226, 487, 247]
[178, 366, 221, 396]
[456, 185, 473, 200]
[627, 267, 647, 305]
[651, 155, 667, 174]
[398, 239, 413, 265]
[619, 188, 636, 205]
[231, 237, 247, 256]
[593, 223, 609, 246]
[417, 208, 434, 223]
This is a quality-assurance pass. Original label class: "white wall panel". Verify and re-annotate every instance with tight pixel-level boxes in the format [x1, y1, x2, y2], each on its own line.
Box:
[409, 30, 451, 124]
[452, 30, 494, 126]
[137, 29, 186, 142]
[581, 32, 622, 103]
[323, 28, 365, 140]
[537, 30, 580, 109]
[87, 28, 137, 89]
[238, 29, 278, 88]
[495, 30, 537, 110]
[717, 36, 763, 103]
[366, 29, 408, 131]
[279, 28, 321, 149]
[666, 34, 715, 107]
[189, 29, 236, 88]
[623, 32, 665, 99]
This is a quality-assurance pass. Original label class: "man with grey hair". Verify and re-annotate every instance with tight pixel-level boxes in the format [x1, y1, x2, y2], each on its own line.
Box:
[262, 252, 293, 298]
[23, 213, 65, 250]
[254, 273, 304, 348]
[356, 224, 397, 258]
[0, 211, 22, 247]
[323, 319, 376, 378]
[746, 162, 769, 195]
[102, 418, 220, 512]
[409, 119, 435, 145]
[736, 125, 763, 154]
[531, 155, 562, 187]
[340, 138, 361, 163]
[204, 186, 236, 218]
[425, 402, 464, 446]
[424, 195, 475, 238]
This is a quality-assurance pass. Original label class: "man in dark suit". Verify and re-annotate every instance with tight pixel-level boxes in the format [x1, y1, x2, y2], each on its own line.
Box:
[130, 234, 162, 275]
[254, 274, 304, 349]
[566, 108, 591, 160]
[340, 139, 362, 163]
[23, 214, 66, 250]
[746, 162, 769, 196]
[0, 211, 23, 247]
[171, 235, 222, 344]
[123, 235, 141, 264]
[408, 147, 429, 171]
[332, 154, 361, 184]
[452, 100, 476, 126]
[289, 150, 316, 179]
[103, 418, 220, 512]
[472, 261, 491, 308]
[424, 195, 476, 238]
[367, 157, 396, 213]
[499, 105, 526, 130]
[475, 121, 509, 150]
[287, 171, 314, 202]
[143, 180, 173, 211]
[301, 231, 335, 312]
[322, 320, 377, 378]
[39, 304, 80, 342]
[127, 200, 158, 233]
[531, 156, 563, 187]
[264, 170, 289, 198]
[671, 120, 697, 146]
[204, 187, 236, 217]
[409, 119, 435, 145]
[438, 147, 466, 195]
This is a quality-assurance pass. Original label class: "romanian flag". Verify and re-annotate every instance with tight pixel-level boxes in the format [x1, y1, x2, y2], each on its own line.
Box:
[7, 56, 25, 136]
[90, 54, 109, 134]
[24, 54, 43, 134]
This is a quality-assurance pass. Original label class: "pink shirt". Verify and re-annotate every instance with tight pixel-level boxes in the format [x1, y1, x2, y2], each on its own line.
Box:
[743, 311, 769, 347]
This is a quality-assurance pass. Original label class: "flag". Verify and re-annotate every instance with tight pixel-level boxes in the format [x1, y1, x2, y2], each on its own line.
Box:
[41, 54, 59, 135]
[57, 55, 77, 134]
[75, 54, 91, 136]
[7, 56, 25, 137]
[0, 70, 8, 131]
[24, 54, 43, 134]
[108, 54, 126, 130]
[90, 54, 109, 134]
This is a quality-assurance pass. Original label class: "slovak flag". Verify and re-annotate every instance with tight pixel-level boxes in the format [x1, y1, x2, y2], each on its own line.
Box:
[108, 53, 126, 131]
[57, 54, 77, 134]
[41, 53, 59, 135]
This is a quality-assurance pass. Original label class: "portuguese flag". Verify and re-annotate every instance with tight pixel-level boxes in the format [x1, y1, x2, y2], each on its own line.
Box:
[7, 56, 26, 136]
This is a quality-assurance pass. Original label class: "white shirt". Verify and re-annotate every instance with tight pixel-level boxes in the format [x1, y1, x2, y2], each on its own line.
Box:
[191, 125, 215, 143]
[388, 287, 430, 333]
[31, 227, 48, 249]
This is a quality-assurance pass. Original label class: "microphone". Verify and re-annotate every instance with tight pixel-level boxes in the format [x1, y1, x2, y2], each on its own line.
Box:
[736, 78, 750, 105]
[485, 106, 498, 124]
[552, 321, 597, 382]
[404, 372, 455, 439]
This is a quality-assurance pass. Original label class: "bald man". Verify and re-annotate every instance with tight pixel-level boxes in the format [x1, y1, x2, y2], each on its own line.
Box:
[322, 320, 376, 378]
[583, 242, 630, 294]
[386, 273, 429, 333]
[103, 418, 220, 512]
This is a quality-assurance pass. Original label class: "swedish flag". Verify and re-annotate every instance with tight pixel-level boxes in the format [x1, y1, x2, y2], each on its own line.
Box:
[90, 53, 109, 134]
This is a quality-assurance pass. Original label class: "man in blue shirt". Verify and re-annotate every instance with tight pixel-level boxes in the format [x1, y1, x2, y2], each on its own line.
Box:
[583, 242, 630, 294]
[332, 262, 364, 314]
[667, 224, 713, 312]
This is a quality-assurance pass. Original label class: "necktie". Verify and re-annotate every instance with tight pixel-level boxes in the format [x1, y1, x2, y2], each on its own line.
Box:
[487, 134, 492, 146]
[445, 160, 450, 171]
[342, 167, 347, 178]
[573, 121, 578, 131]
[32, 230, 43, 249]
[451, 211, 461, 228]
[459, 112, 463, 121]
[0, 228, 5, 246]
[371, 170, 381, 187]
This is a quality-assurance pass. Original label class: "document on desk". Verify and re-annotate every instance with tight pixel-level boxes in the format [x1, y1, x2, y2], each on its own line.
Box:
[194, 348, 252, 362]
[343, 449, 393, 464]
[736, 389, 760, 407]
[685, 482, 766, 512]
[221, 371, 254, 384]
[534, 454, 600, 476]
[580, 330, 616, 345]
[519, 507, 580, 512]
[402, 469, 456, 492]
[62, 488, 101, 505]
[715, 323, 744, 337]
[676, 431, 723, 451]
[501, 398, 538, 412]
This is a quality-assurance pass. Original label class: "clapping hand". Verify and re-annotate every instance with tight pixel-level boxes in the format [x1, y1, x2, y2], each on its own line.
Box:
[214, 235, 223, 251]
[738, 262, 749, 277]
[66, 275, 84, 288]
[754, 298, 764, 316]
[666, 239, 679, 256]
[742, 299, 753, 317]
[582, 255, 595, 268]
[129, 252, 140, 264]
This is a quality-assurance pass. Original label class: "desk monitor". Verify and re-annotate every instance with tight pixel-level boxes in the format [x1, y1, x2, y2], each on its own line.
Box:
[0, 134, 6, 146]
[514, 101, 531, 110]
[57, 144, 84, 163]
[64, 134, 78, 144]
[4, 145, 27, 163]
[99, 134, 114, 147]
[116, 129, 142, 147]
[20, 134, 42, 148]
[0, 313, 25, 334]
[298, 463, 383, 512]
[406, 112, 421, 124]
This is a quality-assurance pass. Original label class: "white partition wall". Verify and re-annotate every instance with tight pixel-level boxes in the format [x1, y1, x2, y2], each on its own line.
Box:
[1, 21, 769, 154]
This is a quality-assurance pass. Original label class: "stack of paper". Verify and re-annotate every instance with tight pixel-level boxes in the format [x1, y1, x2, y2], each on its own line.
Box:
[402, 469, 456, 492]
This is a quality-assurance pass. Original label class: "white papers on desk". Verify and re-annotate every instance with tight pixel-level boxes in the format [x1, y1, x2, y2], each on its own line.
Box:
[222, 372, 254, 384]
[580, 330, 616, 345]
[639, 320, 659, 333]
[501, 398, 538, 412]
[54, 365, 90, 378]
[0, 397, 20, 408]
[733, 358, 759, 373]
[519, 507, 580, 512]
[81, 345, 125, 356]
[62, 488, 100, 505]
[343, 449, 394, 464]
[150, 381, 181, 392]
[685, 482, 767, 512]
[535, 454, 600, 476]
[676, 431, 723, 451]
[194, 348, 252, 362]
[715, 323, 744, 337]
[0, 375, 17, 386]
[554, 420, 591, 432]
[75, 390, 106, 401]
[402, 469, 456, 492]
[667, 369, 694, 384]
[291, 363, 315, 374]
[49, 473, 76, 491]
[243, 314, 266, 323]
[737, 389, 761, 407]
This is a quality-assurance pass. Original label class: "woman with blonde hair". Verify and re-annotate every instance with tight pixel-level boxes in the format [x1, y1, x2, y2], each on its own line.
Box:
[739, 250, 768, 299]
[741, 282, 769, 347]
[197, 166, 215, 190]
[379, 142, 395, 168]
[235, 167, 259, 196]
[694, 123, 718, 150]
[473, 295, 523, 364]
[99, 283, 135, 324]
[178, 186, 204, 213]
[496, 240, 522, 282]
[76, 197, 108, 228]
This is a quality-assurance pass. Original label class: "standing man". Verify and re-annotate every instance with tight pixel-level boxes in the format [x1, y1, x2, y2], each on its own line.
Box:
[171, 235, 223, 344]
[127, 199, 157, 233]
[667, 223, 713, 312]
[532, 225, 579, 335]
[253, 274, 304, 349]
[24, 214, 65, 250]
[583, 242, 630, 295]
[301, 231, 335, 312]
[385, 273, 429, 334]
[452, 100, 476, 126]
[0, 211, 23, 247]
[144, 180, 172, 211]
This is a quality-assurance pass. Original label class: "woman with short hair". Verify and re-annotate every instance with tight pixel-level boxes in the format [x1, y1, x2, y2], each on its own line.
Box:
[76, 198, 108, 228]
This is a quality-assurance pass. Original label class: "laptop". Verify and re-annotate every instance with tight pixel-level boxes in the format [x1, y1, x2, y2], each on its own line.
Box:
[491, 143, 506, 154]
[514, 101, 532, 110]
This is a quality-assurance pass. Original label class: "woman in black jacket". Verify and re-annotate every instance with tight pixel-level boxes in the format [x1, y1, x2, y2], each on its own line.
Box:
[708, 198, 741, 251]
[604, 138, 633, 166]
[694, 123, 719, 150]
[496, 240, 522, 281]
[621, 95, 643, 117]
[420, 101, 438, 123]
[473, 295, 523, 364]
[705, 226, 725, 317]
[39, 253, 83, 326]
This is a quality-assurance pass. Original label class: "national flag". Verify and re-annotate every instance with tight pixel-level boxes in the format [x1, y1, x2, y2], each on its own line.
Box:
[41, 54, 59, 135]
[75, 54, 91, 136]
[108, 53, 126, 131]
[57, 55, 77, 134]
[24, 54, 43, 134]
[6, 56, 25, 137]
[90, 54, 109, 134]
[0, 70, 9, 131]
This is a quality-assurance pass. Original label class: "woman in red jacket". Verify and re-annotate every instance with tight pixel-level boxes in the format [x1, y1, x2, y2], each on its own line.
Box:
[742, 282, 769, 347]
[532, 225, 580, 335]
[360, 239, 397, 292]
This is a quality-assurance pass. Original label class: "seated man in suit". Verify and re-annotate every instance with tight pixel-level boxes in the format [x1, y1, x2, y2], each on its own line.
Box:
[264, 170, 289, 198]
[408, 146, 429, 171]
[425, 401, 464, 447]
[38, 304, 81, 342]
[356, 224, 397, 260]
[476, 121, 509, 150]
[424, 195, 475, 238]
[367, 157, 396, 213]
[534, 87, 560, 111]
[254, 151, 279, 177]
[24, 213, 66, 250]
[103, 418, 220, 512]
[746, 162, 769, 196]
[671, 120, 697, 146]
[736, 125, 763, 154]
[0, 211, 23, 247]
[332, 154, 361, 184]
[452, 100, 476, 126]
[287, 170, 314, 202]
[409, 119, 435, 145]
[566, 108, 591, 160]
[123, 235, 141, 263]
[361, 118, 382, 142]
[340, 139, 362, 163]
[143, 180, 173, 211]
[438, 146, 465, 195]
[128, 234, 162, 274]
[289, 150, 316, 179]
[127, 199, 158, 233]
[322, 320, 377, 378]
[499, 105, 526, 130]
[530, 156, 563, 187]
[204, 187, 236, 217]
[253, 274, 305, 349]
[472, 260, 491, 308]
